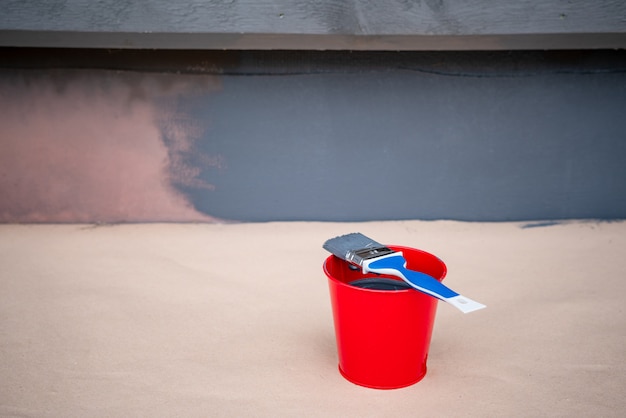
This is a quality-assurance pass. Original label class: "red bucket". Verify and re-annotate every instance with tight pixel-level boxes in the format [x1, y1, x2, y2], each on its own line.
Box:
[323, 245, 447, 389]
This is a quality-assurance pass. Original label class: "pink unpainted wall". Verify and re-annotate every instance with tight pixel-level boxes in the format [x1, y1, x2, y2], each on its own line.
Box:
[0, 70, 223, 223]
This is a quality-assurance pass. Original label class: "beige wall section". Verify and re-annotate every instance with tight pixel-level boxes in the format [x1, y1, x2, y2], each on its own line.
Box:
[0, 70, 222, 223]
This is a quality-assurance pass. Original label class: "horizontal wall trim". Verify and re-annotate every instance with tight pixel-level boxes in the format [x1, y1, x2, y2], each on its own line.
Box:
[2, 31, 626, 51]
[1, 1, 626, 50]
[4, 48, 625, 75]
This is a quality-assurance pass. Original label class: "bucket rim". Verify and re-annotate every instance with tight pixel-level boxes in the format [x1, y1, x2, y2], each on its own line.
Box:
[323, 245, 447, 293]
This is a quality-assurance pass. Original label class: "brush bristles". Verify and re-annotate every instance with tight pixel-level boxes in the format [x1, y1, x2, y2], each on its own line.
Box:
[323, 232, 394, 265]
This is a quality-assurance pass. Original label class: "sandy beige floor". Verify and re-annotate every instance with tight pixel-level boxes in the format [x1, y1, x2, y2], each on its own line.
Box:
[1, 220, 625, 417]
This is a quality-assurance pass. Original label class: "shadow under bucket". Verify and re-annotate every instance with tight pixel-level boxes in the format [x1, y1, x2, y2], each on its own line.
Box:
[323, 245, 447, 389]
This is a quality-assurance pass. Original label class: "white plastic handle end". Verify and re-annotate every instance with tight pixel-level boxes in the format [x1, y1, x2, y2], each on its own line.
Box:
[445, 295, 487, 314]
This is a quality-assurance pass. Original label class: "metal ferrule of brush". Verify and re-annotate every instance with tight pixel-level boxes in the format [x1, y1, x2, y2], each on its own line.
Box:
[346, 246, 396, 266]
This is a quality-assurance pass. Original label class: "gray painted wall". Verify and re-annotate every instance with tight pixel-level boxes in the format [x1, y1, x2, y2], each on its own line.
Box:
[183, 51, 626, 221]
[1, 49, 626, 222]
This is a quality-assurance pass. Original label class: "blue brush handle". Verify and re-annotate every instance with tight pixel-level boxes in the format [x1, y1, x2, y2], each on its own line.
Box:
[365, 253, 458, 300]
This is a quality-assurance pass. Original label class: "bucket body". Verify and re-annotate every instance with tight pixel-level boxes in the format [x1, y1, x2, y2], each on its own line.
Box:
[323, 245, 447, 389]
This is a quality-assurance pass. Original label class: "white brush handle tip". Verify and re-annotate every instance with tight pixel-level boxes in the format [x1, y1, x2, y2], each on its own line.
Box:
[445, 295, 487, 314]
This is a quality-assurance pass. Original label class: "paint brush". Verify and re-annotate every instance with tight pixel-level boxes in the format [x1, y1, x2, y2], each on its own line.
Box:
[323, 233, 486, 314]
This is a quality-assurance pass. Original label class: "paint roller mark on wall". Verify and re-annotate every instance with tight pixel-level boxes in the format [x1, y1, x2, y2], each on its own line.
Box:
[0, 70, 225, 223]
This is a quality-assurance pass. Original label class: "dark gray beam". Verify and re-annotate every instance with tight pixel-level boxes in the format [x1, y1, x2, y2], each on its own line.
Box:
[1, 0, 625, 50]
